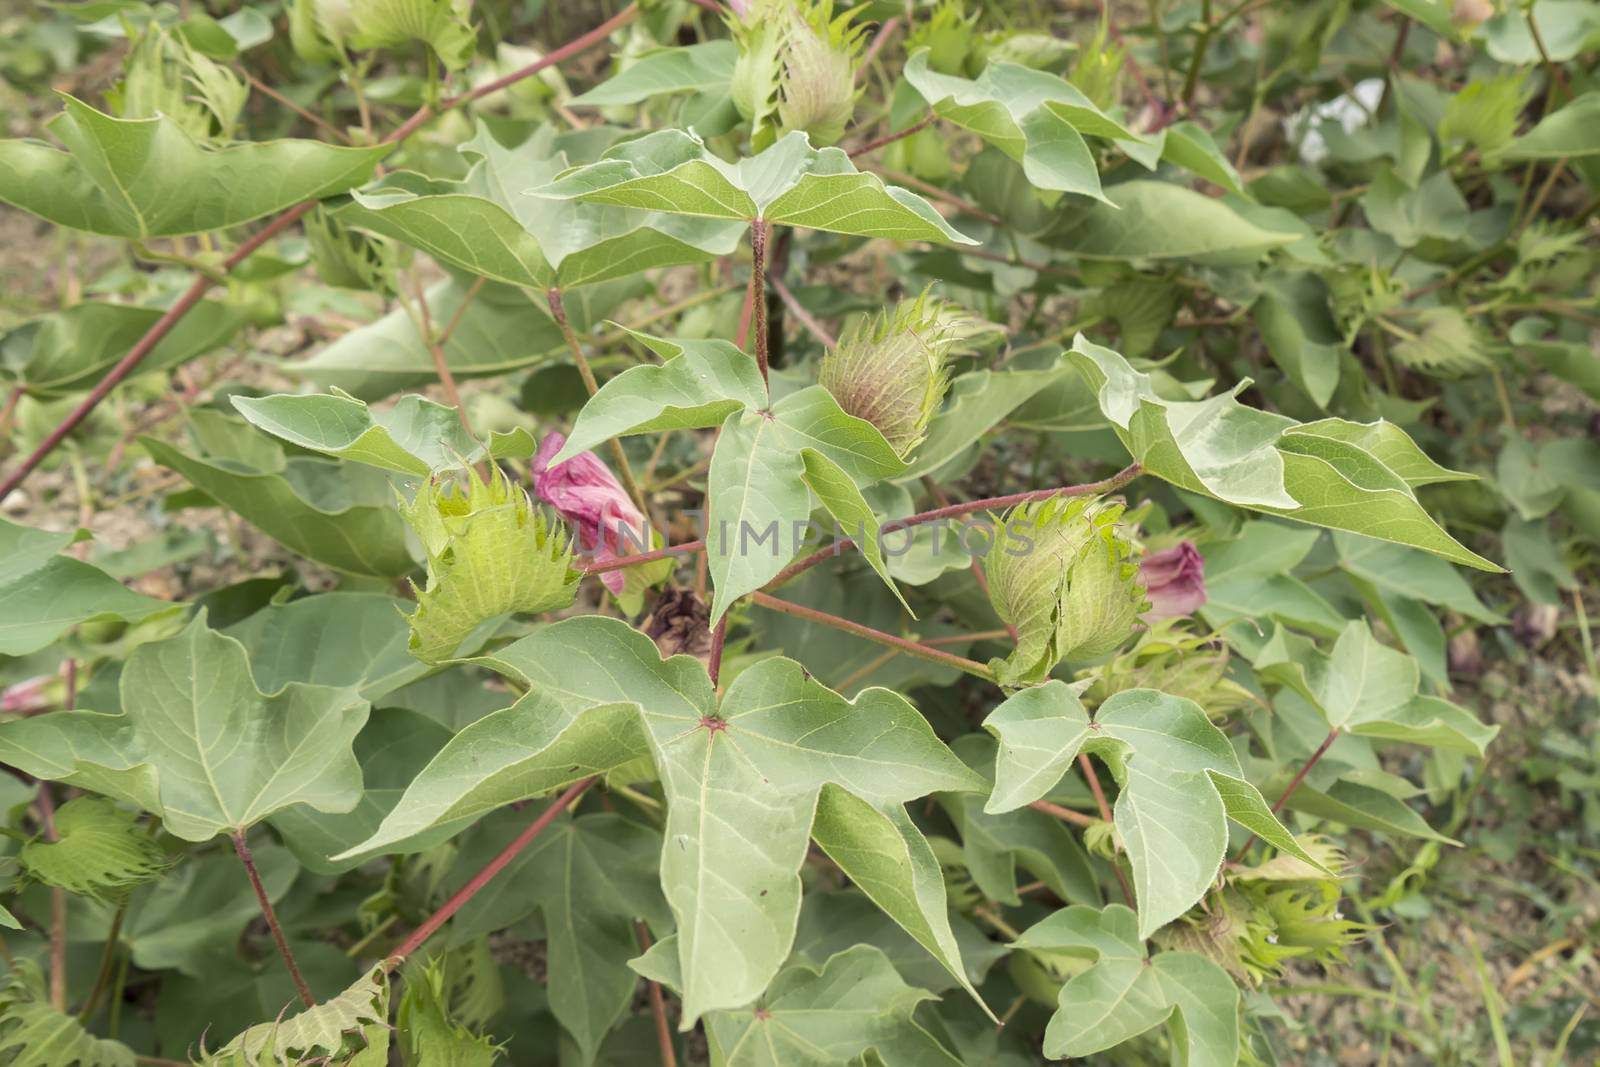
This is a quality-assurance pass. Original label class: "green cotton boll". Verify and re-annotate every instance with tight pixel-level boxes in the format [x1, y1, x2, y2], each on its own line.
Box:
[401, 466, 580, 664]
[817, 292, 965, 459]
[982, 496, 1145, 687]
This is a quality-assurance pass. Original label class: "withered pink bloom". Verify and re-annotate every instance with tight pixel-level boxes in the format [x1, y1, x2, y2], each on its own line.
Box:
[1, 675, 52, 715]
[1139, 541, 1207, 620]
[532, 433, 646, 595]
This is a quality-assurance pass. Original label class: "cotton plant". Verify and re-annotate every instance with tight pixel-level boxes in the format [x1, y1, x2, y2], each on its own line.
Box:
[2, 0, 1579, 1063]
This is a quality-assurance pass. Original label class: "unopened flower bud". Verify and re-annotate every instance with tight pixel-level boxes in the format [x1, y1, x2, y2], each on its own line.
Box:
[1453, 0, 1494, 29]
[818, 293, 966, 458]
[731, 0, 864, 147]
[776, 0, 865, 147]
[983, 496, 1144, 686]
[402, 465, 579, 664]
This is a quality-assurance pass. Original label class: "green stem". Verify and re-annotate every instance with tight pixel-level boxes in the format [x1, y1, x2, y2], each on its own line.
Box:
[76, 902, 127, 1023]
[1180, 0, 1213, 108]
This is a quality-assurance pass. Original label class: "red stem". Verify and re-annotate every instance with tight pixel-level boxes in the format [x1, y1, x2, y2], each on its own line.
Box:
[583, 540, 704, 576]
[1075, 754, 1136, 906]
[387, 5, 641, 143]
[386, 777, 596, 966]
[0, 5, 641, 505]
[1029, 799, 1097, 828]
[749, 220, 770, 384]
[848, 113, 935, 158]
[769, 274, 836, 348]
[231, 830, 316, 1008]
[1233, 728, 1341, 862]
[34, 784, 66, 1010]
[748, 591, 995, 681]
[707, 617, 729, 689]
[636, 923, 679, 1067]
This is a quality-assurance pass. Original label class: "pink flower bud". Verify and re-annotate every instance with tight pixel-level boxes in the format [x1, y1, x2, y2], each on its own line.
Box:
[0, 675, 52, 715]
[1139, 541, 1207, 620]
[532, 433, 647, 595]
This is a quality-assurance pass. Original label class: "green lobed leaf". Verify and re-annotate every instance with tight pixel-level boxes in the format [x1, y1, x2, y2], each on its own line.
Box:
[0, 518, 173, 657]
[1068, 335, 1501, 571]
[269, 708, 452, 874]
[984, 684, 1326, 936]
[701, 946, 965, 1066]
[902, 50, 1130, 201]
[554, 328, 768, 463]
[705, 385, 906, 623]
[1199, 522, 1347, 643]
[0, 95, 387, 238]
[225, 591, 429, 702]
[1361, 169, 1469, 248]
[445, 811, 670, 1063]
[799, 448, 914, 614]
[336, 124, 743, 290]
[1048, 181, 1299, 260]
[942, 736, 1102, 908]
[1253, 271, 1344, 408]
[534, 128, 977, 244]
[1492, 90, 1600, 160]
[142, 415, 416, 577]
[118, 839, 299, 978]
[232, 390, 482, 476]
[0, 612, 369, 842]
[294, 275, 647, 399]
[1332, 532, 1504, 624]
[1014, 904, 1239, 1067]
[0, 298, 245, 397]
[339, 616, 984, 1025]
[1255, 621, 1499, 756]
[571, 42, 739, 106]
[1152, 121, 1246, 195]
[790, 890, 1008, 995]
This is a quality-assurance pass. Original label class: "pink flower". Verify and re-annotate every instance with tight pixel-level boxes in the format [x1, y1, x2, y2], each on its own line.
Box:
[1, 675, 52, 715]
[532, 433, 647, 595]
[1139, 541, 1207, 620]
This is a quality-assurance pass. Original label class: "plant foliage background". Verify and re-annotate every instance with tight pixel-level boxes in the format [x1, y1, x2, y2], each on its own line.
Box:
[0, 0, 1596, 1063]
